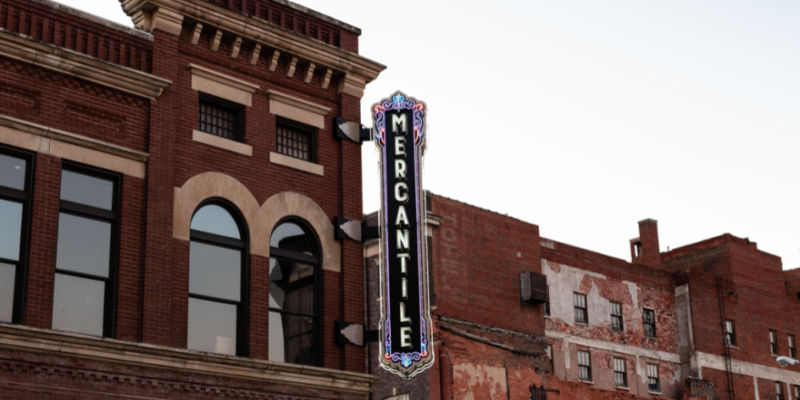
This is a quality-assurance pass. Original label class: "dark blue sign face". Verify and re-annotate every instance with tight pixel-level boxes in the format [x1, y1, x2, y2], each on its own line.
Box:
[374, 92, 433, 378]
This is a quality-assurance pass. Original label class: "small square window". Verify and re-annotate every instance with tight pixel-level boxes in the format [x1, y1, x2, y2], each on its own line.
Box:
[198, 93, 245, 141]
[276, 118, 317, 162]
[574, 293, 587, 324]
[610, 301, 623, 331]
[577, 350, 591, 381]
[643, 308, 656, 337]
[647, 363, 660, 392]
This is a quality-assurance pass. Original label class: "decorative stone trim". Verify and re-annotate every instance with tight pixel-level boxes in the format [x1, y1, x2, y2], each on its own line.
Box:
[0, 114, 146, 178]
[173, 172, 269, 257]
[338, 73, 366, 98]
[267, 89, 331, 129]
[173, 174, 338, 271]
[0, 323, 376, 395]
[121, 0, 385, 98]
[189, 63, 259, 106]
[0, 29, 171, 100]
[130, 6, 183, 36]
[262, 192, 340, 272]
[192, 130, 253, 156]
[269, 152, 324, 176]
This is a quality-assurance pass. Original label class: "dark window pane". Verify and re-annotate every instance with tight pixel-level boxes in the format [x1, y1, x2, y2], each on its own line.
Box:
[0, 153, 26, 190]
[60, 170, 114, 210]
[189, 242, 241, 301]
[191, 204, 241, 239]
[56, 213, 111, 277]
[51, 273, 105, 336]
[276, 121, 314, 161]
[0, 199, 22, 261]
[270, 257, 314, 315]
[187, 297, 237, 355]
[270, 222, 316, 256]
[269, 311, 314, 364]
[198, 96, 242, 140]
[0, 262, 15, 322]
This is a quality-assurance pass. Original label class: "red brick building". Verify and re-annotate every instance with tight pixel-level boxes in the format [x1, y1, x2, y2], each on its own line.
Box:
[367, 194, 800, 399]
[0, 0, 383, 398]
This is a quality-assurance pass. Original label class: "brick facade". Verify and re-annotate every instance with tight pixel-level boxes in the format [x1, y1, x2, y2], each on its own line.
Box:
[367, 195, 800, 399]
[0, 0, 383, 398]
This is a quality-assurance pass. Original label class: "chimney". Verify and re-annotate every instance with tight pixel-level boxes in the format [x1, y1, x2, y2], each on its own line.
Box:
[630, 219, 661, 268]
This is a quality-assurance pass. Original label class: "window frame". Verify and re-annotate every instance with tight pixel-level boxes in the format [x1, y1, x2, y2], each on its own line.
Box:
[54, 163, 120, 337]
[643, 308, 656, 337]
[275, 117, 318, 163]
[574, 292, 588, 324]
[770, 329, 779, 355]
[725, 319, 737, 347]
[647, 363, 661, 393]
[610, 301, 623, 331]
[268, 217, 323, 366]
[789, 334, 796, 359]
[613, 357, 628, 388]
[198, 92, 246, 142]
[545, 344, 553, 373]
[792, 384, 799, 399]
[775, 381, 784, 400]
[188, 199, 250, 357]
[577, 349, 592, 382]
[0, 145, 34, 324]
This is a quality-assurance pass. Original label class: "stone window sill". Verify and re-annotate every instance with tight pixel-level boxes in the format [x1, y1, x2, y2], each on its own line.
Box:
[192, 130, 252, 156]
[269, 151, 323, 176]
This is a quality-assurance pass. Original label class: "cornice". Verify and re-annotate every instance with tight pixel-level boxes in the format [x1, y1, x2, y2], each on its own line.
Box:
[121, 0, 385, 87]
[0, 323, 377, 395]
[0, 28, 171, 99]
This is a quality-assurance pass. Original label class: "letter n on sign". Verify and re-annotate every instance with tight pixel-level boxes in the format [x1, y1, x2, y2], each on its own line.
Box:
[373, 92, 433, 378]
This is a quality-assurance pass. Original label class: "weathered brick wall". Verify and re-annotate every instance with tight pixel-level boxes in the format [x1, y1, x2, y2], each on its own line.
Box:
[664, 235, 800, 400]
[429, 194, 544, 335]
[541, 237, 682, 398]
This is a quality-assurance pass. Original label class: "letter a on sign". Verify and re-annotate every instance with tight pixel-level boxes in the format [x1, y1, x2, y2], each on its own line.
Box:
[373, 92, 434, 378]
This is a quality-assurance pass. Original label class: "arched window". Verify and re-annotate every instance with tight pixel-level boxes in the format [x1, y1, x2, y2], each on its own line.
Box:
[269, 219, 320, 365]
[188, 202, 247, 356]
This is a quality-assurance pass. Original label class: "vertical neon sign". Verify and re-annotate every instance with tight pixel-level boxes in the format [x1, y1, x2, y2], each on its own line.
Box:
[374, 92, 433, 378]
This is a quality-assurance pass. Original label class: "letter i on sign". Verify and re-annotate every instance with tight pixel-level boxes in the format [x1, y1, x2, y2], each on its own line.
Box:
[373, 92, 434, 379]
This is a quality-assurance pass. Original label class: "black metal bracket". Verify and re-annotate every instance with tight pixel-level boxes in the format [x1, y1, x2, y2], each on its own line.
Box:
[335, 117, 372, 144]
[334, 217, 362, 242]
[361, 225, 379, 242]
[365, 329, 379, 343]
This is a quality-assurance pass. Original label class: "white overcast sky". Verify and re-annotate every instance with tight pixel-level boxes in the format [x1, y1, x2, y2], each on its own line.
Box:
[56, 1, 800, 270]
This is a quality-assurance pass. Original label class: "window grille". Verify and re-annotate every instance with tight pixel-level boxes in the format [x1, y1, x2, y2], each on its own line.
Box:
[198, 93, 244, 141]
[276, 118, 316, 162]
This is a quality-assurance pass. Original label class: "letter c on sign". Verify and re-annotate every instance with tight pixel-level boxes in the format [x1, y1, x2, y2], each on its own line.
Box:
[394, 182, 408, 203]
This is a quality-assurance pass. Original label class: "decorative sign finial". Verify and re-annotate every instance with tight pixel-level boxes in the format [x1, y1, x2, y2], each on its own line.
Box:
[373, 91, 433, 379]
